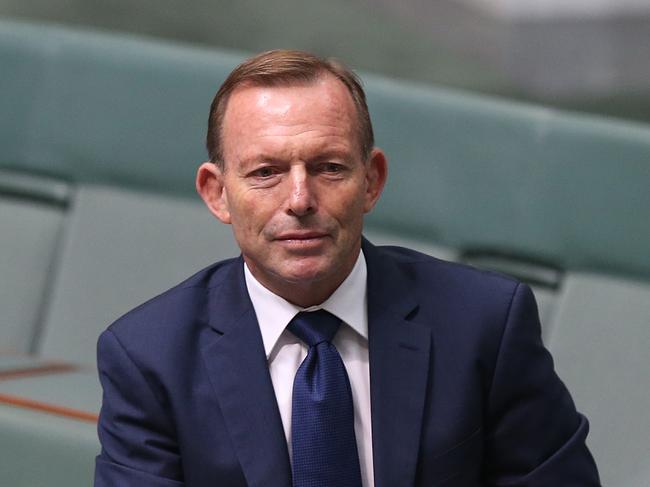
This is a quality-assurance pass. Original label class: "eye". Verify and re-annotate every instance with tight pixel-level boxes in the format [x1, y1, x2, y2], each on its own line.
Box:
[250, 166, 278, 178]
[319, 162, 345, 174]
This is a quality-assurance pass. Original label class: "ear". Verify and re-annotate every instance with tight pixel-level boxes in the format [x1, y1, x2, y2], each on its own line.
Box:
[196, 162, 231, 224]
[363, 148, 388, 213]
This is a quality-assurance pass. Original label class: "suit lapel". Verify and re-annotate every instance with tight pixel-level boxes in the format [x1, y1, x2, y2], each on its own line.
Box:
[364, 241, 433, 487]
[200, 260, 291, 487]
[197, 243, 432, 487]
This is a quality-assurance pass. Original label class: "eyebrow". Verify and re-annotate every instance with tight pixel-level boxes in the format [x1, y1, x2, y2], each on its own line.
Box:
[238, 145, 355, 166]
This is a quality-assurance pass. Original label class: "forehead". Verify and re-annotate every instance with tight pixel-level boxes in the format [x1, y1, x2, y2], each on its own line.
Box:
[221, 75, 359, 152]
[226, 73, 355, 113]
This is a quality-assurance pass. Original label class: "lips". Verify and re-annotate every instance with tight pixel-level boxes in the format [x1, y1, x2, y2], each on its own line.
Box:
[272, 231, 331, 252]
[275, 231, 328, 241]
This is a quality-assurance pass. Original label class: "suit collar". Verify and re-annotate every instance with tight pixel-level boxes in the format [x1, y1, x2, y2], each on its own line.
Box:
[362, 238, 418, 319]
[363, 239, 433, 487]
[205, 257, 251, 335]
[201, 259, 292, 487]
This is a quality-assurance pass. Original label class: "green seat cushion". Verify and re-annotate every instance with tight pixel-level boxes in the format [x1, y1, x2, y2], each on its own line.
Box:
[0, 386, 98, 487]
[0, 171, 70, 353]
[548, 273, 650, 487]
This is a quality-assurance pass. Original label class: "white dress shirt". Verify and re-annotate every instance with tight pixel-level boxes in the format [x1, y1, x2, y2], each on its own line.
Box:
[244, 251, 373, 487]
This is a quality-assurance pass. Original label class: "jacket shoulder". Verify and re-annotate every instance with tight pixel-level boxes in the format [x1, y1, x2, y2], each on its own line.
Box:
[374, 244, 521, 295]
[106, 256, 241, 338]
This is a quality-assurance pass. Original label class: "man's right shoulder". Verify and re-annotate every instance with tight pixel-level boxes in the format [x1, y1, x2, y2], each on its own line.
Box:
[106, 256, 242, 337]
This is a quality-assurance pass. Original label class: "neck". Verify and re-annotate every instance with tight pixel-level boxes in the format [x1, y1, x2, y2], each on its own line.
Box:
[273, 281, 341, 308]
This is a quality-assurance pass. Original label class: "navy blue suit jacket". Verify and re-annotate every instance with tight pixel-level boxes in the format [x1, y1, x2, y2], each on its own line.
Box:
[95, 240, 600, 486]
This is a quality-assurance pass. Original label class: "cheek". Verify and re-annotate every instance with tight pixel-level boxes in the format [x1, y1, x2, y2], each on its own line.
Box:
[334, 187, 367, 224]
[229, 196, 274, 239]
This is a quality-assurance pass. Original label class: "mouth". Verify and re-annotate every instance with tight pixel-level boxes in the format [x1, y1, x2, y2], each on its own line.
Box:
[276, 231, 327, 239]
[273, 231, 330, 249]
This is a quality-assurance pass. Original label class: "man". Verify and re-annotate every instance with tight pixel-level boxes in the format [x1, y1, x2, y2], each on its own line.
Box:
[95, 50, 600, 486]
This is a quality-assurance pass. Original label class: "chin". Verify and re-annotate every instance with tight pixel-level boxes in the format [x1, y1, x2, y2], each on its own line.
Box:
[276, 265, 330, 285]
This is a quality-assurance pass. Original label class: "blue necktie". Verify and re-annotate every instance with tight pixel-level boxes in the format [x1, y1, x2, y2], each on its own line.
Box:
[288, 310, 362, 487]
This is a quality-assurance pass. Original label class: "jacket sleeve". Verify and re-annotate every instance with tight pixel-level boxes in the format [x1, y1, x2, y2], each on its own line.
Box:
[94, 328, 184, 487]
[483, 283, 601, 486]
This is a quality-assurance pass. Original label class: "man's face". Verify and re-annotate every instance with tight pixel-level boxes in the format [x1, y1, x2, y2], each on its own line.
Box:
[198, 74, 386, 305]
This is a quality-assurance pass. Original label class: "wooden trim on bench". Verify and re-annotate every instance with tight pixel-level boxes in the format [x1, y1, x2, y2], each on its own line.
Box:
[0, 362, 79, 381]
[0, 393, 98, 423]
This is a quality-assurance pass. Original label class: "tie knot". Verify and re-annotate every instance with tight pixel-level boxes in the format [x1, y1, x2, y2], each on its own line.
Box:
[288, 310, 341, 347]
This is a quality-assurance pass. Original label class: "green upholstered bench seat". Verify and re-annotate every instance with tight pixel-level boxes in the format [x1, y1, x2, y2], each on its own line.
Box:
[0, 394, 98, 487]
[2, 19, 650, 281]
[0, 170, 71, 354]
[548, 273, 650, 487]
[365, 77, 650, 281]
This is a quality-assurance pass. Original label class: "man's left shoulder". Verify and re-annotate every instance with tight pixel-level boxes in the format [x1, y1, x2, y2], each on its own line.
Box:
[372, 243, 522, 298]
[368, 243, 539, 340]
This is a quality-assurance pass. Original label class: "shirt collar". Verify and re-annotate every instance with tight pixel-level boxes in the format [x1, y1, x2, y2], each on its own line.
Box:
[244, 250, 368, 360]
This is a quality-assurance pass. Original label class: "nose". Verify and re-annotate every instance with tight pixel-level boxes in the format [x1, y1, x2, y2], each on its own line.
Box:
[286, 165, 316, 217]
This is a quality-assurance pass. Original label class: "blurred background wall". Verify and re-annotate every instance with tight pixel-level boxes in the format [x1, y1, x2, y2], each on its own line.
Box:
[1, 0, 649, 123]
